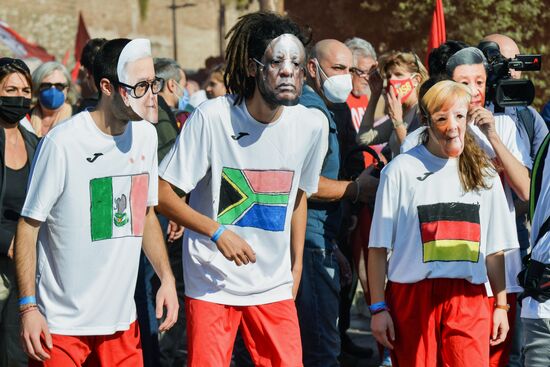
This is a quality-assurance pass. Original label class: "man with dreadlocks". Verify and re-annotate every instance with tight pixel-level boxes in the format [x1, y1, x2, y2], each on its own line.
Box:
[157, 11, 327, 366]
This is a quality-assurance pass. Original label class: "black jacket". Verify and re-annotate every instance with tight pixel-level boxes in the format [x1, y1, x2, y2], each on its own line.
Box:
[0, 125, 39, 255]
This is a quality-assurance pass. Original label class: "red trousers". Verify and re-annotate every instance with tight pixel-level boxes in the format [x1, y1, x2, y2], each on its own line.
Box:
[386, 278, 491, 367]
[186, 297, 302, 367]
[28, 320, 142, 367]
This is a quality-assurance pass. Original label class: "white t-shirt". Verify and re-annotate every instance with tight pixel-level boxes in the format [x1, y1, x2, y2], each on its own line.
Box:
[159, 95, 327, 306]
[522, 136, 550, 318]
[369, 145, 517, 284]
[401, 114, 531, 292]
[21, 111, 158, 335]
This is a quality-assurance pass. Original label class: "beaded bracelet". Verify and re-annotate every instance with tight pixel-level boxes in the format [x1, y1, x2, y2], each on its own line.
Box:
[19, 305, 38, 316]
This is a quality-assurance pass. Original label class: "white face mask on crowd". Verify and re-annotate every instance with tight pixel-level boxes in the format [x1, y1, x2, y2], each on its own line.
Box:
[315, 59, 353, 103]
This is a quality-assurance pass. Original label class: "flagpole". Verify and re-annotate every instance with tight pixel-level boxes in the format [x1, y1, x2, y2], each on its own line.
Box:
[168, 0, 196, 62]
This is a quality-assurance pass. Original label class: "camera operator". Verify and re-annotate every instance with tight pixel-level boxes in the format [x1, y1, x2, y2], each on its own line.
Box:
[480, 34, 548, 367]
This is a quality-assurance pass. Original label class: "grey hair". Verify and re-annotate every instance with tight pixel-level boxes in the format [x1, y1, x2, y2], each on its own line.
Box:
[154, 58, 183, 91]
[31, 61, 74, 103]
[345, 37, 376, 66]
[446, 47, 489, 77]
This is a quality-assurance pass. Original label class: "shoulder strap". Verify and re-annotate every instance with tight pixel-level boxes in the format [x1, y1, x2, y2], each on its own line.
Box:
[517, 106, 536, 158]
[530, 132, 550, 221]
[535, 216, 550, 248]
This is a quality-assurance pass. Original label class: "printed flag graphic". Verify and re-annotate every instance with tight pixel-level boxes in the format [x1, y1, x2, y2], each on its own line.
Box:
[90, 174, 149, 241]
[418, 202, 480, 263]
[217, 167, 294, 231]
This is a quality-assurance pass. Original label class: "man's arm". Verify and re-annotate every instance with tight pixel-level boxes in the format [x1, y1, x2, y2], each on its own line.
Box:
[15, 217, 52, 361]
[141, 207, 178, 332]
[290, 189, 307, 299]
[489, 135, 530, 201]
[472, 107, 530, 200]
[311, 168, 378, 203]
[157, 178, 256, 266]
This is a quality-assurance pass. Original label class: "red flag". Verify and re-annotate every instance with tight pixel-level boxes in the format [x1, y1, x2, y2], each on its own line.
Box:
[74, 12, 90, 63]
[71, 12, 91, 81]
[0, 21, 55, 62]
[426, 0, 446, 68]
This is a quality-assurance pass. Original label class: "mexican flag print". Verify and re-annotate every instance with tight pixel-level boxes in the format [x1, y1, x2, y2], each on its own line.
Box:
[89, 173, 149, 241]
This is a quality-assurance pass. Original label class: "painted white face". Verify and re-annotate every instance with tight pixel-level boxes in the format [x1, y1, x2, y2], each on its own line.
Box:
[256, 34, 305, 106]
[117, 39, 158, 123]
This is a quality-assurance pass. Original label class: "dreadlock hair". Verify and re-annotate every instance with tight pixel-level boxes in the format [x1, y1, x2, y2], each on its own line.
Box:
[224, 11, 311, 105]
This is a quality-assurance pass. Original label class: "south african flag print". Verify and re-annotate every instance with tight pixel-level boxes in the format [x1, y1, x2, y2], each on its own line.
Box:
[217, 167, 294, 231]
[418, 202, 481, 263]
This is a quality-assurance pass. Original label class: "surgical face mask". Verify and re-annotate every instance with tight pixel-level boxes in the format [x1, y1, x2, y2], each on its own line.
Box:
[0, 96, 31, 124]
[315, 59, 353, 103]
[39, 87, 65, 110]
[175, 83, 190, 111]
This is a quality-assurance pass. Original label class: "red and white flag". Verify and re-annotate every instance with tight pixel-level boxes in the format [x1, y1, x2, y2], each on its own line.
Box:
[0, 21, 55, 62]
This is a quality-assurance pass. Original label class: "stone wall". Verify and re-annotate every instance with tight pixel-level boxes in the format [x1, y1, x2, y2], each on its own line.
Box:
[0, 0, 258, 71]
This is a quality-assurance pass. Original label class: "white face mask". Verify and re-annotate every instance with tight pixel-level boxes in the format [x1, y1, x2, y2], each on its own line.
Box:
[315, 59, 353, 103]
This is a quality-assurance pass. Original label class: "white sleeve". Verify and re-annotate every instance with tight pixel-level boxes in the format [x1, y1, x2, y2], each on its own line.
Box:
[400, 127, 426, 153]
[21, 136, 66, 222]
[483, 174, 519, 255]
[368, 165, 398, 249]
[147, 131, 159, 206]
[298, 108, 329, 196]
[529, 106, 549, 155]
[158, 108, 211, 193]
[498, 114, 532, 169]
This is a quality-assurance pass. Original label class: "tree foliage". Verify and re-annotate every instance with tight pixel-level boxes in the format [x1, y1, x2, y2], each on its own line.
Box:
[357, 0, 549, 108]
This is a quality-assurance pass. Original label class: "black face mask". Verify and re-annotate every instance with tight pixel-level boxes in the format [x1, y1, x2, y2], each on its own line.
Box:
[0, 96, 31, 125]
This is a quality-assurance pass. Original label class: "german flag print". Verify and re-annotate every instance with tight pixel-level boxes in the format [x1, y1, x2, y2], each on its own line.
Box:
[417, 202, 481, 263]
[217, 167, 294, 231]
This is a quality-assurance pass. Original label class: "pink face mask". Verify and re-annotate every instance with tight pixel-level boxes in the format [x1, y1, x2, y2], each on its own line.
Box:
[387, 77, 415, 103]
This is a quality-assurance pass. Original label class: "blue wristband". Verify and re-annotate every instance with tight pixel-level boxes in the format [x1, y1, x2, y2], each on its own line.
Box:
[18, 296, 36, 307]
[211, 225, 226, 243]
[368, 301, 387, 313]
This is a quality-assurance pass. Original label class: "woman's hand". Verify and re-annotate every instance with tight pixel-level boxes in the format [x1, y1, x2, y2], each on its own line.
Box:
[371, 310, 395, 349]
[385, 88, 404, 127]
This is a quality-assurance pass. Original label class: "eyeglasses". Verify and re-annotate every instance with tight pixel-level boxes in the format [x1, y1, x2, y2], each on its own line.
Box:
[350, 66, 377, 78]
[0, 57, 30, 74]
[39, 82, 68, 92]
[253, 58, 304, 74]
[118, 77, 164, 98]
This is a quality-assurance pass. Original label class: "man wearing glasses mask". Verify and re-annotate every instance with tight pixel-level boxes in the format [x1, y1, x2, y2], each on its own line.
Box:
[14, 38, 178, 366]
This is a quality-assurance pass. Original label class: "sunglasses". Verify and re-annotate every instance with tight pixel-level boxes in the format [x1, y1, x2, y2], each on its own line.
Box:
[118, 77, 164, 98]
[0, 57, 30, 74]
[39, 82, 68, 92]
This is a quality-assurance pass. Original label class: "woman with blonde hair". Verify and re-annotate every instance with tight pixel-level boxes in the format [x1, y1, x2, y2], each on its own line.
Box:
[356, 51, 428, 159]
[368, 80, 516, 366]
[30, 61, 74, 137]
[205, 64, 227, 99]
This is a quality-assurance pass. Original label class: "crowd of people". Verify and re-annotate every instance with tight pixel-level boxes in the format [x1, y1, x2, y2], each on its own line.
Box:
[1, 9, 550, 367]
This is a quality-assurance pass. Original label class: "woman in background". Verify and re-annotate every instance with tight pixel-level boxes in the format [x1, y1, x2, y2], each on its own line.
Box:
[30, 61, 73, 137]
[0, 57, 39, 367]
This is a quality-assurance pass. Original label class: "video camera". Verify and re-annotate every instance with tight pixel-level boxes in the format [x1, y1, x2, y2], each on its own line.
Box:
[477, 41, 541, 110]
